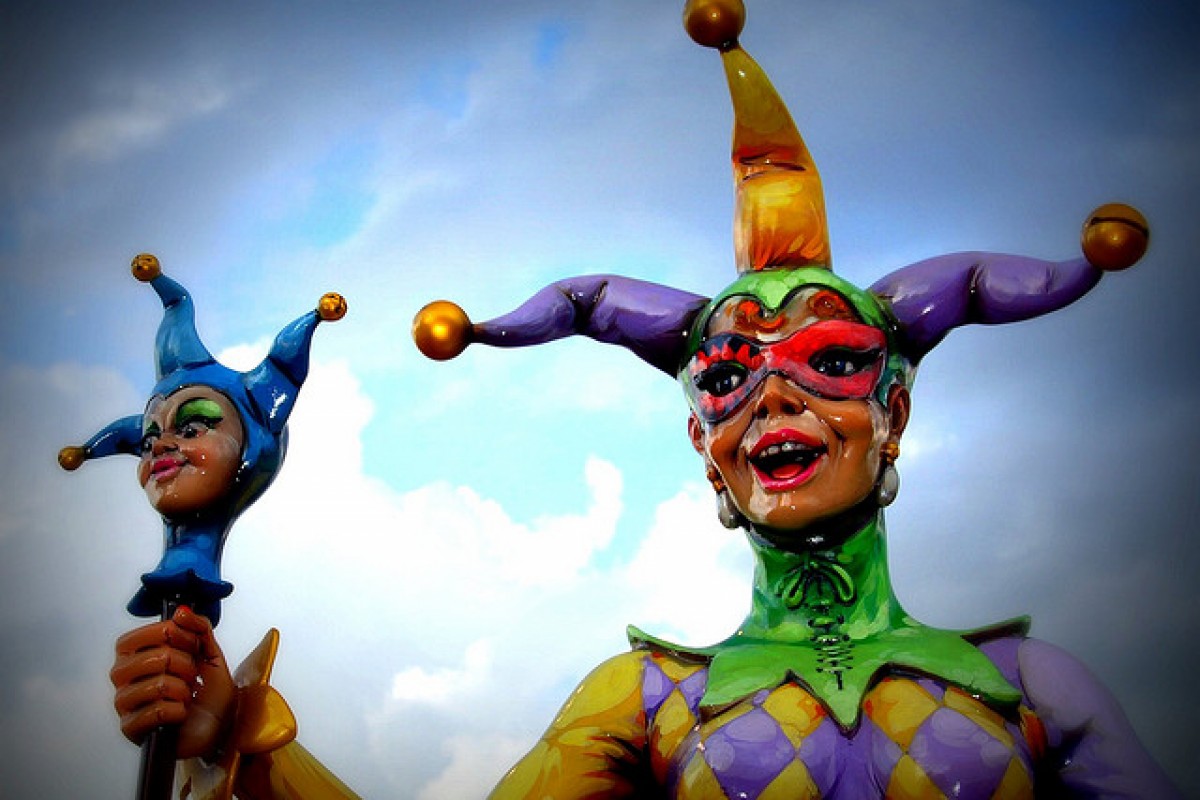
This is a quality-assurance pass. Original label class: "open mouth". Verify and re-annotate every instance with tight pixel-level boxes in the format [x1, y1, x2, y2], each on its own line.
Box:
[749, 429, 826, 490]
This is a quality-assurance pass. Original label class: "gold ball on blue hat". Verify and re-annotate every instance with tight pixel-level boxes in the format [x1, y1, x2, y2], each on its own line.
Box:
[58, 446, 86, 471]
[130, 253, 161, 282]
[318, 292, 348, 321]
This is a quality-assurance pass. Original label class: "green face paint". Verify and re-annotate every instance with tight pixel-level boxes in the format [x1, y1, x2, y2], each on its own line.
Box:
[175, 397, 225, 428]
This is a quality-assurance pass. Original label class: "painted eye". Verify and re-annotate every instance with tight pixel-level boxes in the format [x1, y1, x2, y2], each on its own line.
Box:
[179, 421, 210, 439]
[809, 347, 878, 377]
[139, 433, 157, 454]
[695, 362, 749, 397]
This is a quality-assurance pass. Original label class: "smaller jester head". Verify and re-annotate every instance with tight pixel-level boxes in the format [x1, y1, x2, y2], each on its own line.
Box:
[60, 254, 346, 623]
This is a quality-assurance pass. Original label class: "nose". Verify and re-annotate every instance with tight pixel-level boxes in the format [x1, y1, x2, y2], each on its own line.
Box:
[150, 433, 178, 455]
[752, 373, 809, 420]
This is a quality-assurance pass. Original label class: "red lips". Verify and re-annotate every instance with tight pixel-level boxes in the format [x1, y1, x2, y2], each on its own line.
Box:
[148, 455, 186, 483]
[748, 428, 826, 490]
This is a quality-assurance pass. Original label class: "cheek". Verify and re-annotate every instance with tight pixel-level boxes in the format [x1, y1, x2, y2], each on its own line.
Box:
[701, 418, 749, 477]
[190, 434, 242, 479]
[825, 403, 887, 450]
[137, 457, 151, 485]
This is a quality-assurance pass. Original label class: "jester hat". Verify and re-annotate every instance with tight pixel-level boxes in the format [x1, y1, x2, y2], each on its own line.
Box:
[413, 0, 1148, 398]
[60, 254, 347, 624]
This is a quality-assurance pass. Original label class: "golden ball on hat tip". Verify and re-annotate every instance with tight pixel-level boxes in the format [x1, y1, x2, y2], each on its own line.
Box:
[1081, 203, 1149, 272]
[412, 300, 472, 361]
[130, 253, 161, 282]
[58, 446, 85, 471]
[318, 292, 348, 321]
[684, 0, 745, 50]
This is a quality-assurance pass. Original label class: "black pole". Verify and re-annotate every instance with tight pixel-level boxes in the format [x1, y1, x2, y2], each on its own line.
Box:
[135, 597, 184, 800]
[136, 725, 180, 800]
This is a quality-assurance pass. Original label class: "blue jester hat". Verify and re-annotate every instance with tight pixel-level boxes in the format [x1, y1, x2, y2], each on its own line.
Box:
[60, 254, 346, 625]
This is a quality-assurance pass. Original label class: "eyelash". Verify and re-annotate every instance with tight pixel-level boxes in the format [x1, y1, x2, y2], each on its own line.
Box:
[139, 416, 221, 452]
[808, 347, 881, 377]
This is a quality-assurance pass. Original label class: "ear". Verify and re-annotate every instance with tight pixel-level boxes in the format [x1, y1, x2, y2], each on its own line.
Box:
[687, 413, 706, 456]
[885, 385, 911, 442]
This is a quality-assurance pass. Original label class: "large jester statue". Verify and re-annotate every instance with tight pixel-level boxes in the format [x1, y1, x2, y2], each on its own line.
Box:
[109, 1, 1178, 798]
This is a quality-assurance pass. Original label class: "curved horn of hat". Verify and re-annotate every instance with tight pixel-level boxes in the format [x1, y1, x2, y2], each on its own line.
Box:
[132, 253, 216, 380]
[57, 414, 143, 472]
[413, 275, 709, 375]
[245, 292, 348, 435]
[686, 0, 831, 274]
[871, 204, 1150, 361]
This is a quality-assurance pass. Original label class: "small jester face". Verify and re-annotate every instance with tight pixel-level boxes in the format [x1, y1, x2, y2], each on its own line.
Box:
[137, 387, 245, 519]
[686, 287, 907, 538]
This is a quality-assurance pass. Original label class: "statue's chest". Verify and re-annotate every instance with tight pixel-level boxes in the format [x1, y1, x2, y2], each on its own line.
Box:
[641, 656, 1041, 800]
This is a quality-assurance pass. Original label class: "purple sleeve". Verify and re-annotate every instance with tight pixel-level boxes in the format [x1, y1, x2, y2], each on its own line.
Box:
[1017, 638, 1181, 798]
[869, 253, 1102, 361]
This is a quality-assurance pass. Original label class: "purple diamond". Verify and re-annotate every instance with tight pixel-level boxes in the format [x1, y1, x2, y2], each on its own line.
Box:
[908, 707, 1011, 798]
[705, 708, 794, 800]
[642, 660, 673, 724]
[796, 717, 843, 796]
[679, 667, 708, 711]
[914, 677, 946, 702]
[858, 715, 903, 788]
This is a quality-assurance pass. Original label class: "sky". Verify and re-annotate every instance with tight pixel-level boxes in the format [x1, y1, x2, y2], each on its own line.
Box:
[1, 0, 1198, 797]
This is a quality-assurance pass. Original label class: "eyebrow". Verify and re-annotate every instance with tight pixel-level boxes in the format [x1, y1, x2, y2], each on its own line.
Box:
[174, 398, 225, 426]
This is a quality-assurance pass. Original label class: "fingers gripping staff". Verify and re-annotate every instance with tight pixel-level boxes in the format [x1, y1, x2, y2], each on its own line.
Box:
[60, 254, 345, 800]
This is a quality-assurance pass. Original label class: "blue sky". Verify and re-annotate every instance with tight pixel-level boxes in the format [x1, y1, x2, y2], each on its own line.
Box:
[2, 1, 1198, 797]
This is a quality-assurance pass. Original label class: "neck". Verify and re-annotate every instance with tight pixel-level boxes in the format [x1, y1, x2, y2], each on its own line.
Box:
[738, 512, 907, 645]
[628, 509, 1025, 725]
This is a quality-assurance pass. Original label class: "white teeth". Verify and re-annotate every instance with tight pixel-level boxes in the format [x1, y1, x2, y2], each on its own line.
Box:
[761, 441, 808, 458]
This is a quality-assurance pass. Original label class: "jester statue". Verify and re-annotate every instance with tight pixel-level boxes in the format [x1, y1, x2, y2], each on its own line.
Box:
[62, 254, 347, 796]
[108, 1, 1178, 798]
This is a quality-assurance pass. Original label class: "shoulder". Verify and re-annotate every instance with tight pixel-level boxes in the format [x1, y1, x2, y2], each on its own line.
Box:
[1013, 637, 1181, 798]
[1013, 638, 1115, 731]
[576, 650, 653, 689]
[976, 634, 1129, 733]
[550, 651, 653, 727]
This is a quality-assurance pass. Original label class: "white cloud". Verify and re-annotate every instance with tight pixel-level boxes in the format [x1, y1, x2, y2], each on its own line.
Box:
[55, 73, 234, 165]
[391, 639, 493, 705]
[624, 483, 754, 645]
[416, 733, 530, 800]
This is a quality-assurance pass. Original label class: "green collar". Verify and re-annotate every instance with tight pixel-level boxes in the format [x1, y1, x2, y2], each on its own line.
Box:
[628, 515, 1026, 730]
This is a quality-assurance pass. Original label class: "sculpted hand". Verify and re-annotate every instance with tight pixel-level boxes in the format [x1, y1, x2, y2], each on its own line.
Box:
[111, 605, 235, 759]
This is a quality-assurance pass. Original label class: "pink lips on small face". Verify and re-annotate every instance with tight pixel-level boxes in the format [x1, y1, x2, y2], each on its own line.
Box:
[149, 456, 186, 483]
[748, 428, 827, 491]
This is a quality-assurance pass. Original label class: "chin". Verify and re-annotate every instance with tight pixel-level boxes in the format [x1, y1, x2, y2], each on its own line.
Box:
[148, 490, 224, 521]
[747, 494, 879, 550]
